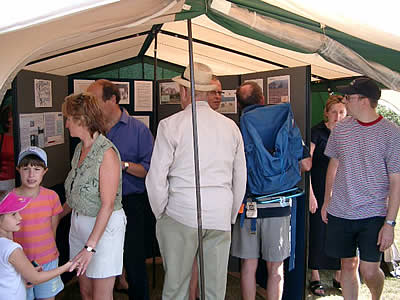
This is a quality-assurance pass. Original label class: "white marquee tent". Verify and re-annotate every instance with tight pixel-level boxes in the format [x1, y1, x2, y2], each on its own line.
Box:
[1, 0, 400, 104]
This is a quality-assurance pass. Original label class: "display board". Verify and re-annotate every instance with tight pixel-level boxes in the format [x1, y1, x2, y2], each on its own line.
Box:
[242, 66, 311, 300]
[13, 70, 70, 188]
[156, 75, 241, 126]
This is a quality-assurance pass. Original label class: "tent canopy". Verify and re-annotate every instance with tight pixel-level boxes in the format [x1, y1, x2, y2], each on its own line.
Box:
[1, 0, 400, 102]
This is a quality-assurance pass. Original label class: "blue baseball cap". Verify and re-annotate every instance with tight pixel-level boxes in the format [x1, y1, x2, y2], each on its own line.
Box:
[18, 146, 48, 167]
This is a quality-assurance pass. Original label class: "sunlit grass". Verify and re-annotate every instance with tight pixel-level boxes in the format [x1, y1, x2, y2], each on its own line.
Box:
[307, 214, 400, 299]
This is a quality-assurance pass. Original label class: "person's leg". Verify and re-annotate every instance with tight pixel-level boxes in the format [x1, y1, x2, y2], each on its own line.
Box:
[260, 216, 291, 300]
[156, 214, 198, 300]
[78, 275, 93, 300]
[357, 217, 385, 300]
[240, 258, 258, 300]
[202, 229, 231, 300]
[116, 268, 129, 290]
[189, 259, 199, 300]
[266, 261, 284, 300]
[359, 260, 384, 300]
[309, 269, 324, 296]
[123, 194, 149, 300]
[92, 277, 116, 300]
[340, 256, 360, 300]
[31, 259, 65, 300]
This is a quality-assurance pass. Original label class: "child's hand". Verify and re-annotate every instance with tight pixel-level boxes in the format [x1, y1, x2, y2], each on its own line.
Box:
[65, 260, 76, 272]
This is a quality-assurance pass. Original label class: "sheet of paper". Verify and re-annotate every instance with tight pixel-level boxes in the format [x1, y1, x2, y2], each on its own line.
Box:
[133, 115, 150, 128]
[216, 90, 237, 114]
[73, 79, 94, 93]
[134, 81, 153, 111]
[44, 112, 64, 147]
[34, 79, 52, 107]
[267, 75, 290, 104]
[19, 113, 45, 149]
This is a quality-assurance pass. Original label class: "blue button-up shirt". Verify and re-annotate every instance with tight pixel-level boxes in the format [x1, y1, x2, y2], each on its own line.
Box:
[107, 109, 154, 195]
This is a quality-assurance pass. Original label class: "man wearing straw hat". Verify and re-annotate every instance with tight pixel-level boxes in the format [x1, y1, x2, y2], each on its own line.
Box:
[146, 62, 247, 300]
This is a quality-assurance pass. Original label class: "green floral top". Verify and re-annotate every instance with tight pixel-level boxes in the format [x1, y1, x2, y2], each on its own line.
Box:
[65, 134, 122, 217]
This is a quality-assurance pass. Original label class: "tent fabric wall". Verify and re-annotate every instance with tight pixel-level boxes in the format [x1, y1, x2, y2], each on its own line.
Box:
[2, 0, 400, 105]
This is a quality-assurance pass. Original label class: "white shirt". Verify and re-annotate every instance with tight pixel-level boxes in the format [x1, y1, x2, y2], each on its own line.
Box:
[0, 238, 26, 300]
[146, 101, 247, 231]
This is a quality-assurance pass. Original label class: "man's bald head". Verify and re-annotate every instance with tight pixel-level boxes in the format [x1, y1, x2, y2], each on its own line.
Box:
[236, 81, 264, 109]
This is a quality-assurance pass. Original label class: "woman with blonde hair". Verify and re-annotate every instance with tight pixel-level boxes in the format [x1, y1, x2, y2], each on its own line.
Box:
[61, 93, 126, 300]
[308, 95, 347, 296]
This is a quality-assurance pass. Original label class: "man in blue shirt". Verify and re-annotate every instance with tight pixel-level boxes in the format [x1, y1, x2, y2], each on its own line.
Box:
[88, 79, 154, 300]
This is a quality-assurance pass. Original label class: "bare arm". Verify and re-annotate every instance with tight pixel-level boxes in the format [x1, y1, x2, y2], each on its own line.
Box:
[51, 215, 60, 238]
[72, 148, 120, 276]
[308, 142, 318, 213]
[59, 202, 72, 220]
[122, 161, 147, 178]
[377, 173, 400, 251]
[9, 248, 72, 285]
[300, 157, 312, 173]
[321, 157, 339, 223]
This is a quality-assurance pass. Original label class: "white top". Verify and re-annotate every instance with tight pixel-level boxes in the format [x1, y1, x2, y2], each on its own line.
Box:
[0, 238, 26, 300]
[146, 101, 247, 231]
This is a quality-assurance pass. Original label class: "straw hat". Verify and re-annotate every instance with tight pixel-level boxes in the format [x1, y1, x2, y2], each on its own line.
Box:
[172, 62, 217, 92]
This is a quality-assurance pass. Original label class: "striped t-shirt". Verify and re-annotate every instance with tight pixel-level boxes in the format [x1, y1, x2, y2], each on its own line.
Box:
[13, 187, 63, 265]
[324, 116, 400, 220]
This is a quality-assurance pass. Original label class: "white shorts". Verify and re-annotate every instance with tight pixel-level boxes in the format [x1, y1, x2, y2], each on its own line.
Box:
[69, 209, 126, 278]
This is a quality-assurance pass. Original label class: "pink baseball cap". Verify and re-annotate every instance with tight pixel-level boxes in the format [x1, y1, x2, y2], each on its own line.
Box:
[0, 192, 31, 214]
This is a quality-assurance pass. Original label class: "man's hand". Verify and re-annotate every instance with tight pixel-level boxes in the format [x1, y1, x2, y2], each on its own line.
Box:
[321, 203, 328, 224]
[377, 224, 394, 252]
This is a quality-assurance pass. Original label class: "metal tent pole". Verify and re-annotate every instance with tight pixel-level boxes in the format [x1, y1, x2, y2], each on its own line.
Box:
[152, 27, 158, 289]
[187, 19, 205, 300]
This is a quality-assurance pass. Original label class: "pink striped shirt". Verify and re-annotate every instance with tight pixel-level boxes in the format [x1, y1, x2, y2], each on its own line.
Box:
[325, 116, 400, 220]
[13, 187, 63, 265]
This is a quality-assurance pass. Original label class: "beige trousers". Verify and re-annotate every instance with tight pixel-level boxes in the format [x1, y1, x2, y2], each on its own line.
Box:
[156, 214, 231, 300]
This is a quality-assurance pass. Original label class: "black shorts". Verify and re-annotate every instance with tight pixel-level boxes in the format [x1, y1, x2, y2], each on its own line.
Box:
[325, 214, 385, 262]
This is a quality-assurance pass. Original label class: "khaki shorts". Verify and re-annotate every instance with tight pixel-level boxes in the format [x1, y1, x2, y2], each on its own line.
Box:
[231, 216, 291, 262]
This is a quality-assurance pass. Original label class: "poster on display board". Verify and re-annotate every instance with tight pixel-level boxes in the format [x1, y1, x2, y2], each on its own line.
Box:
[34, 79, 52, 108]
[73, 79, 94, 93]
[134, 81, 153, 111]
[216, 90, 237, 114]
[19, 112, 64, 149]
[159, 81, 180, 105]
[267, 75, 290, 104]
[133, 115, 150, 129]
[113, 81, 130, 104]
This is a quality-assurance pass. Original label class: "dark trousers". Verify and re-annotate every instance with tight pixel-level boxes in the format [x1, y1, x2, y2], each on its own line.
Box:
[122, 193, 150, 300]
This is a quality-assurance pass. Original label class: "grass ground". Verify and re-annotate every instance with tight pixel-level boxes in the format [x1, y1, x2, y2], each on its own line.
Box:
[57, 216, 400, 299]
[306, 214, 400, 299]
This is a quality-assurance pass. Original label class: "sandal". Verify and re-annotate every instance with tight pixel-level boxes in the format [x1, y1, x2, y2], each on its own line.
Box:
[309, 280, 325, 297]
[332, 278, 341, 289]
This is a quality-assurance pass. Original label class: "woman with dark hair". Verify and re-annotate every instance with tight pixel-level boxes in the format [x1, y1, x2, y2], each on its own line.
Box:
[309, 95, 347, 296]
[61, 93, 126, 300]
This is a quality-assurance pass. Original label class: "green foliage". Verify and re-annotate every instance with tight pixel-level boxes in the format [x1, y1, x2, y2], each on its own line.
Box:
[377, 105, 400, 126]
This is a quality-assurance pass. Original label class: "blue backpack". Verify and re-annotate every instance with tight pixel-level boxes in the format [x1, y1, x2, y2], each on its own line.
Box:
[240, 103, 304, 196]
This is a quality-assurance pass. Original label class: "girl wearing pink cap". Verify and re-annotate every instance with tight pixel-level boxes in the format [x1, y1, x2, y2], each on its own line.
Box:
[0, 191, 74, 300]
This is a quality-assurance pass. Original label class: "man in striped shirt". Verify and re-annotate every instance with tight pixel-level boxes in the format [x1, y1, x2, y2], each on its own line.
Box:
[322, 77, 400, 300]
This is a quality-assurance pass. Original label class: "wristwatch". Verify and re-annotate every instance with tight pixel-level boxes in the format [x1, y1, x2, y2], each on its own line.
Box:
[123, 162, 129, 172]
[84, 245, 96, 253]
[385, 220, 396, 227]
